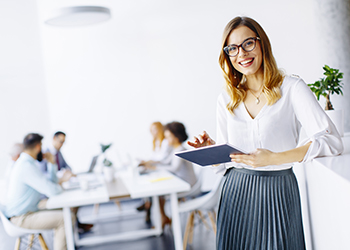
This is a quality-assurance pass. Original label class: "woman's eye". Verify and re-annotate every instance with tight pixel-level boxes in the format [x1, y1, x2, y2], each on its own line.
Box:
[229, 46, 237, 52]
[245, 41, 253, 46]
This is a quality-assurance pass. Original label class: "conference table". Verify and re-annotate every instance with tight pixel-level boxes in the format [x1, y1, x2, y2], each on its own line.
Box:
[46, 169, 191, 250]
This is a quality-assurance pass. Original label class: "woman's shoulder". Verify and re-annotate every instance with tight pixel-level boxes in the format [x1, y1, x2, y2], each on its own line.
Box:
[217, 89, 231, 105]
[280, 74, 307, 95]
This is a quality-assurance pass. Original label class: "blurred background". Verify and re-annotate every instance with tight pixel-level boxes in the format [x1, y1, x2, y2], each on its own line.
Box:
[0, 0, 349, 176]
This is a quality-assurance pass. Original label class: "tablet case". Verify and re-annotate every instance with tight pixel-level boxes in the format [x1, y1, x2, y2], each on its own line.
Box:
[175, 143, 247, 166]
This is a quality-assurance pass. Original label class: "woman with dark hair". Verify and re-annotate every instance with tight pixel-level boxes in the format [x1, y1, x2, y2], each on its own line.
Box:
[145, 121, 197, 228]
[158, 122, 196, 186]
[188, 16, 343, 249]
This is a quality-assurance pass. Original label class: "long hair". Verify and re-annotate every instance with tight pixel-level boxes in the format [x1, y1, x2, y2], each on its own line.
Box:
[218, 16, 284, 113]
[151, 122, 165, 151]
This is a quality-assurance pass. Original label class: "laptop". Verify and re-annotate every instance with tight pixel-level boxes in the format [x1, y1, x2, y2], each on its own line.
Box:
[86, 155, 99, 173]
[62, 155, 100, 190]
[73, 155, 99, 175]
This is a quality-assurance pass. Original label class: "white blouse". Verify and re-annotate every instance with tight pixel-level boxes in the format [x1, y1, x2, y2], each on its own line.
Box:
[150, 139, 173, 164]
[212, 75, 344, 175]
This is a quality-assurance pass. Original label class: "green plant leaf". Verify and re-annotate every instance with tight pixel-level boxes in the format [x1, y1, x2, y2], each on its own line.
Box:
[101, 143, 112, 153]
[309, 65, 344, 105]
[103, 158, 113, 167]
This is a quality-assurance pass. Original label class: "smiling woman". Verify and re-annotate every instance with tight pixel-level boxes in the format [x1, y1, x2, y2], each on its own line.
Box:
[219, 16, 284, 114]
[188, 16, 343, 250]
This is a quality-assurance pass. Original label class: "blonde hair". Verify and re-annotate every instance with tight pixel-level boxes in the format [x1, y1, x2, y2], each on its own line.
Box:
[151, 121, 165, 151]
[218, 16, 284, 113]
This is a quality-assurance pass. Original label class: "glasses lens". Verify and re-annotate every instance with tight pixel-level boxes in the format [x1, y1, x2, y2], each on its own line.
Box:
[225, 45, 238, 56]
[242, 38, 256, 52]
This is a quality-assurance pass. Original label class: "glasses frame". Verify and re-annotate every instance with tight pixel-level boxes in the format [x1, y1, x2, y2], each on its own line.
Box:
[223, 37, 261, 57]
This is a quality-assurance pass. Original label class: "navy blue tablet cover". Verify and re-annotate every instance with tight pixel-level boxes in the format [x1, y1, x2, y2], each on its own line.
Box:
[175, 143, 247, 166]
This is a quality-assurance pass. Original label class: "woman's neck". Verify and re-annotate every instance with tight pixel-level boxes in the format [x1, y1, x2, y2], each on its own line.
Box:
[245, 70, 264, 91]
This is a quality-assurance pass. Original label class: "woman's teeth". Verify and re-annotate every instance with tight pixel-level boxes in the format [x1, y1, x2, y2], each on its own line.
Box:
[240, 59, 253, 65]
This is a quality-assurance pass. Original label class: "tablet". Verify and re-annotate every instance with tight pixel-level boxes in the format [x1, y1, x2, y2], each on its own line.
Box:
[175, 143, 247, 166]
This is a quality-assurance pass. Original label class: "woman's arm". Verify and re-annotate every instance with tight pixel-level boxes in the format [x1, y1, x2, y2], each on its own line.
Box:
[156, 155, 182, 173]
[230, 142, 312, 168]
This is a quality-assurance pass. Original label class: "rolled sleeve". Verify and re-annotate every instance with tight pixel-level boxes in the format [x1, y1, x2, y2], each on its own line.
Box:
[292, 79, 344, 162]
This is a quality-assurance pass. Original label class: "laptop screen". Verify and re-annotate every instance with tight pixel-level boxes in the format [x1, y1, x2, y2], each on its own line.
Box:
[87, 155, 99, 173]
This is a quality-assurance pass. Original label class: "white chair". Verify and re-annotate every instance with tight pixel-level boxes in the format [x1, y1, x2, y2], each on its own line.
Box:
[178, 176, 223, 250]
[177, 165, 203, 199]
[0, 210, 50, 250]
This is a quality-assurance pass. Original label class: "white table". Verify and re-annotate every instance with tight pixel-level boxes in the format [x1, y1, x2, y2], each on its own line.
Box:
[46, 170, 190, 250]
[46, 174, 109, 250]
[120, 170, 191, 250]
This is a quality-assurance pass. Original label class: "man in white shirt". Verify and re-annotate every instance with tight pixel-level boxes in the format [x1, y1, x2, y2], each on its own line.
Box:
[5, 133, 73, 250]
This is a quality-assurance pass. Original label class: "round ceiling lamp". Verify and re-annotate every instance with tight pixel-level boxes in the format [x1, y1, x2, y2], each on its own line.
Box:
[45, 6, 111, 27]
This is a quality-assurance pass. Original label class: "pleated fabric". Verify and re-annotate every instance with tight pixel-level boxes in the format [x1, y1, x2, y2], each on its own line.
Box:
[217, 167, 305, 250]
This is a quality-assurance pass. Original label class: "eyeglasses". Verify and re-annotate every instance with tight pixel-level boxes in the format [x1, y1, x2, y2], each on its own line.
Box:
[223, 37, 260, 57]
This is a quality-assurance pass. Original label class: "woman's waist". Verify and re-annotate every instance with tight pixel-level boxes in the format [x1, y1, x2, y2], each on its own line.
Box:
[226, 162, 293, 172]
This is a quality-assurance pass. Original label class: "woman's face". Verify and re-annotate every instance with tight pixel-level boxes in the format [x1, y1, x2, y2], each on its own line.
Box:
[150, 125, 159, 138]
[164, 130, 179, 147]
[226, 26, 263, 77]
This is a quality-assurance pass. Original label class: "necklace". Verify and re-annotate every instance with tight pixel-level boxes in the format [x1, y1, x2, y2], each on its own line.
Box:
[248, 89, 263, 105]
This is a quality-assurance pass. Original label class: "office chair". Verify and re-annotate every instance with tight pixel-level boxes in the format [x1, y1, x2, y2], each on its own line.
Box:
[0, 210, 50, 250]
[178, 176, 223, 250]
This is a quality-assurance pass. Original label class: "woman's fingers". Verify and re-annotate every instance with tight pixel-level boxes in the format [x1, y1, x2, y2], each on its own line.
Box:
[198, 134, 205, 143]
[230, 149, 273, 168]
[188, 136, 205, 148]
[188, 131, 215, 148]
[187, 136, 200, 148]
[230, 153, 252, 165]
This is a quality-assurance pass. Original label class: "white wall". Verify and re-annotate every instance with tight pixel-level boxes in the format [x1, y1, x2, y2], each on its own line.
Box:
[313, 0, 350, 130]
[2, 0, 347, 179]
[33, 0, 325, 174]
[0, 0, 50, 178]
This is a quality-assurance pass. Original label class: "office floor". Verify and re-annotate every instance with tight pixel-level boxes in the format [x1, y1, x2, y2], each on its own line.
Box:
[0, 199, 216, 250]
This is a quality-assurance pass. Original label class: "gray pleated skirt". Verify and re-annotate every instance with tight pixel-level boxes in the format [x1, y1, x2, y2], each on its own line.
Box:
[217, 167, 305, 250]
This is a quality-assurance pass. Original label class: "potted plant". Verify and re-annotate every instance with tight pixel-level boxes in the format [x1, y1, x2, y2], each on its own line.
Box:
[100, 143, 115, 182]
[308, 65, 344, 136]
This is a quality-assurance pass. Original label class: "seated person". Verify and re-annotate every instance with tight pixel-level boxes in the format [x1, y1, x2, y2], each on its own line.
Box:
[39, 131, 93, 233]
[137, 122, 173, 222]
[39, 131, 73, 176]
[139, 121, 173, 168]
[144, 121, 197, 228]
[4, 143, 23, 179]
[1, 143, 24, 206]
[4, 133, 72, 250]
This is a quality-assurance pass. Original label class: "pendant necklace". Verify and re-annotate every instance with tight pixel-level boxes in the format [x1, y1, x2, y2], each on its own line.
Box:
[248, 88, 263, 105]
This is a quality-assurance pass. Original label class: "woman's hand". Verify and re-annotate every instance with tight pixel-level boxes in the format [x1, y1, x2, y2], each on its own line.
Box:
[138, 160, 146, 167]
[230, 148, 276, 168]
[187, 131, 216, 148]
[139, 160, 157, 167]
[144, 162, 156, 170]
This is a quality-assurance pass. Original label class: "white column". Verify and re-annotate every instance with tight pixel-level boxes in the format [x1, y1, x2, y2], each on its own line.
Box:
[312, 0, 350, 133]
